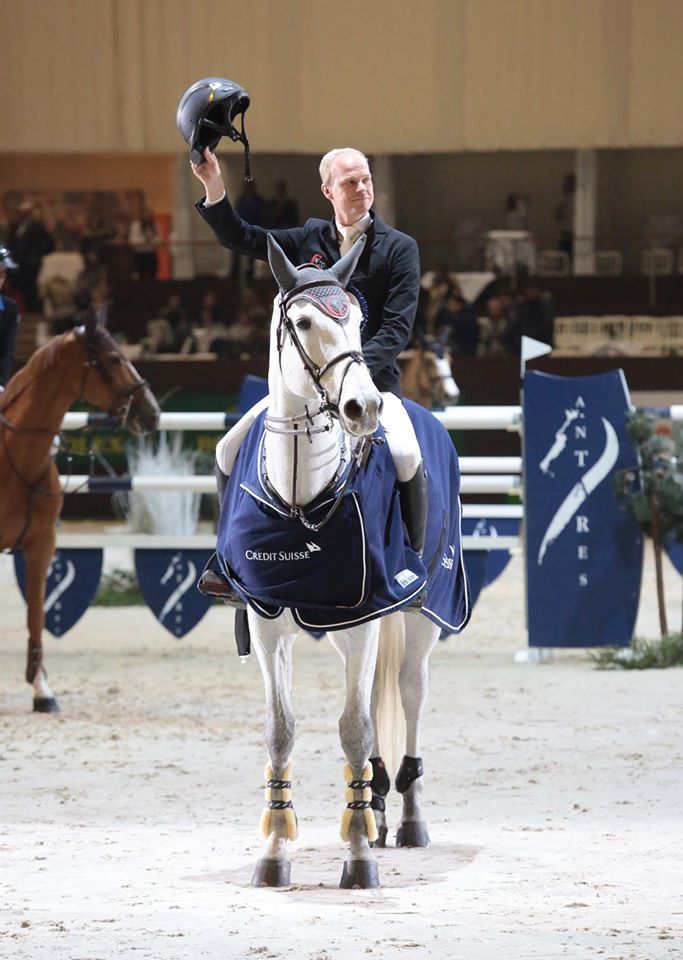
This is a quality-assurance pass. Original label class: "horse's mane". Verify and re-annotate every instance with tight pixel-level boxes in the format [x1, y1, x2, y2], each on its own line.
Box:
[0, 330, 76, 408]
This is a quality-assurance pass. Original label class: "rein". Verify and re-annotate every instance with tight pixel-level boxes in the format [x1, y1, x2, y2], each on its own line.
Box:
[264, 278, 374, 532]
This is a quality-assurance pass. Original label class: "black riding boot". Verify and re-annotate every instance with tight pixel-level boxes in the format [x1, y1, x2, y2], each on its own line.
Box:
[197, 465, 243, 604]
[398, 461, 428, 557]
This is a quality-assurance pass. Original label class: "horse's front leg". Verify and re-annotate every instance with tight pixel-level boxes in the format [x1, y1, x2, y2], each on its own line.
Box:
[23, 536, 59, 714]
[328, 622, 381, 888]
[249, 610, 298, 887]
[395, 612, 440, 847]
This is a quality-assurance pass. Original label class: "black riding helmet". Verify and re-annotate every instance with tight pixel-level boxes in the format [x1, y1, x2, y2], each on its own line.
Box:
[176, 76, 252, 179]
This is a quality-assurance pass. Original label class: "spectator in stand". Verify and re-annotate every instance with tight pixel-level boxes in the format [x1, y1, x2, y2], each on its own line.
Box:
[477, 291, 516, 356]
[9, 200, 54, 311]
[435, 292, 480, 356]
[232, 181, 265, 280]
[266, 180, 299, 229]
[504, 193, 530, 231]
[160, 293, 191, 352]
[555, 173, 576, 263]
[196, 290, 225, 328]
[37, 238, 85, 330]
[74, 249, 107, 311]
[0, 247, 20, 387]
[81, 214, 113, 259]
[501, 283, 555, 355]
[129, 207, 160, 280]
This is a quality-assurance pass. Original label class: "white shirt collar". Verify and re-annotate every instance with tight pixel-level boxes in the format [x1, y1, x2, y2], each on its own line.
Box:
[336, 213, 372, 241]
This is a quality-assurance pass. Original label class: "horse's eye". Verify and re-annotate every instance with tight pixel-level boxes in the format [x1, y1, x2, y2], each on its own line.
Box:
[107, 354, 123, 366]
[296, 318, 312, 332]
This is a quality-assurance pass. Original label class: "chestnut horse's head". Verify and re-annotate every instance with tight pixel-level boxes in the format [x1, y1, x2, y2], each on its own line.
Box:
[75, 308, 160, 433]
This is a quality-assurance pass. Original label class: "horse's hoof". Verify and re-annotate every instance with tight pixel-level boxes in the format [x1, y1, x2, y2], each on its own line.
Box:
[396, 821, 430, 848]
[339, 859, 380, 889]
[370, 824, 388, 848]
[33, 697, 59, 714]
[250, 859, 291, 887]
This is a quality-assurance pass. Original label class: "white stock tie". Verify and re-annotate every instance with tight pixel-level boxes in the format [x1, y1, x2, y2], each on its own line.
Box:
[339, 226, 361, 257]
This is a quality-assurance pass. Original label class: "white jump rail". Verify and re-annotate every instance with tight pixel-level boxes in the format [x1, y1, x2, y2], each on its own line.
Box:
[59, 473, 523, 496]
[58, 404, 683, 435]
[60, 406, 524, 433]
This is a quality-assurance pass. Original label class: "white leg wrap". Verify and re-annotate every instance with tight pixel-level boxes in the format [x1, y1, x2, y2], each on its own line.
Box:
[380, 393, 421, 482]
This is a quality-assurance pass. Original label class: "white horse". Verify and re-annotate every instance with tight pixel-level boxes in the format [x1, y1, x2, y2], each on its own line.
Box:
[221, 236, 469, 889]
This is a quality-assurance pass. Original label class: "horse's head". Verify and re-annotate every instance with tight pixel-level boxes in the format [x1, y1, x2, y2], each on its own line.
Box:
[421, 339, 460, 408]
[75, 308, 161, 433]
[267, 235, 382, 437]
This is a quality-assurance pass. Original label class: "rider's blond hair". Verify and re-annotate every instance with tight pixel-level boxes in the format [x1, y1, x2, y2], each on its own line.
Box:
[319, 148, 369, 187]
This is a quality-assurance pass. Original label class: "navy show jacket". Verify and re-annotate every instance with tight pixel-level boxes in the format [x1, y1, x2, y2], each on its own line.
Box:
[196, 196, 420, 395]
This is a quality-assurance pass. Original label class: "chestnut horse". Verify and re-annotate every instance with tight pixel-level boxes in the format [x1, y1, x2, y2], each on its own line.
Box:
[0, 310, 160, 712]
[399, 339, 460, 409]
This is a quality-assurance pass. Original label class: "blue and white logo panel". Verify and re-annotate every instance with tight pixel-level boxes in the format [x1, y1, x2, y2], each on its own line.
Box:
[461, 516, 521, 588]
[135, 549, 214, 638]
[523, 370, 643, 649]
[14, 548, 103, 637]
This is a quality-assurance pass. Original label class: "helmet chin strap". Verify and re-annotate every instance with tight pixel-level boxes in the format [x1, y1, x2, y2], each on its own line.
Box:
[233, 112, 252, 181]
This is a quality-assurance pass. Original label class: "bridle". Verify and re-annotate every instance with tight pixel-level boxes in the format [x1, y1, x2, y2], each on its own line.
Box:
[263, 278, 377, 531]
[78, 329, 151, 429]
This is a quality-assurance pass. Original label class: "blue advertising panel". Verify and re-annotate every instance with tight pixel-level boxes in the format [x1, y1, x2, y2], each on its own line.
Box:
[665, 538, 683, 576]
[461, 516, 521, 587]
[134, 549, 214, 638]
[14, 548, 103, 637]
[523, 370, 643, 648]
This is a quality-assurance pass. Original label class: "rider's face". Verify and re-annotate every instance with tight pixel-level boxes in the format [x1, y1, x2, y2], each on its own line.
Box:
[322, 153, 374, 227]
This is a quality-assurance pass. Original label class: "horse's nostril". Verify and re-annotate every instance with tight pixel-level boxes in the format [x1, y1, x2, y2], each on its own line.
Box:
[343, 399, 364, 421]
[378, 396, 384, 416]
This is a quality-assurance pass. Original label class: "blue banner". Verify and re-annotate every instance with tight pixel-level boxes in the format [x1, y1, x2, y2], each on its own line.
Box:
[134, 549, 214, 638]
[14, 548, 103, 637]
[461, 515, 521, 587]
[665, 537, 683, 576]
[523, 370, 643, 648]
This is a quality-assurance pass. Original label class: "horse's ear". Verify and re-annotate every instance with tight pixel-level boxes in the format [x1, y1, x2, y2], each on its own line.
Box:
[267, 234, 299, 293]
[329, 234, 366, 288]
[83, 304, 98, 339]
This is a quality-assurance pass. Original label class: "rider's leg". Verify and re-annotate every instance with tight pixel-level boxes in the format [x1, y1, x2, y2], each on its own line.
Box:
[198, 395, 270, 600]
[380, 393, 428, 557]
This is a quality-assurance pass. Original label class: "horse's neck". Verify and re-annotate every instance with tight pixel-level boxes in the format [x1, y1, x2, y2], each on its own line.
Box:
[1, 349, 79, 476]
[264, 388, 347, 507]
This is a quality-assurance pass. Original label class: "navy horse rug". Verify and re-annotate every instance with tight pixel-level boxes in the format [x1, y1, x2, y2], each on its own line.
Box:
[217, 399, 472, 635]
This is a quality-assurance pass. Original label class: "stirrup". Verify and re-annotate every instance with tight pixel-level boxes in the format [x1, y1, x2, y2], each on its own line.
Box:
[197, 552, 245, 607]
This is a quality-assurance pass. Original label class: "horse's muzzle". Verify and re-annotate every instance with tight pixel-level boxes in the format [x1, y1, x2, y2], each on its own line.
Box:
[341, 395, 381, 436]
[129, 390, 161, 434]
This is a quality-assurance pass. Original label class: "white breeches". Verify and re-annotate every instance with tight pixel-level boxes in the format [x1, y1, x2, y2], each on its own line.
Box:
[215, 392, 421, 482]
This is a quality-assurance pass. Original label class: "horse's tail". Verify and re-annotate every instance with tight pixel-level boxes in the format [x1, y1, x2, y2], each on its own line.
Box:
[374, 612, 406, 778]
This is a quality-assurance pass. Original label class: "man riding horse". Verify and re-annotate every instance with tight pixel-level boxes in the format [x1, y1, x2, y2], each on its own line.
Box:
[176, 79, 428, 599]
